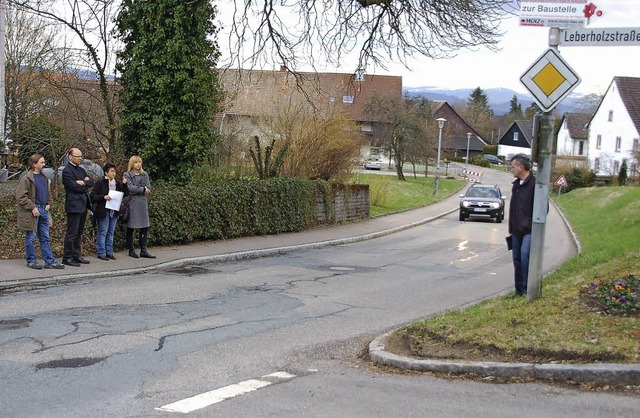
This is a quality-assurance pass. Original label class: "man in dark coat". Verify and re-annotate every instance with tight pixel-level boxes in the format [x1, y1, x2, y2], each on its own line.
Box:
[508, 154, 535, 298]
[62, 148, 94, 267]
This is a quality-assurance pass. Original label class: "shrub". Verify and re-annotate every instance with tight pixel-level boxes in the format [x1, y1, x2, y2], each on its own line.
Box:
[561, 167, 596, 192]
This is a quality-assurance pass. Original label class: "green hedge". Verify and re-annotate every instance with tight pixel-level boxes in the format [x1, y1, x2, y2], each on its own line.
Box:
[0, 177, 324, 257]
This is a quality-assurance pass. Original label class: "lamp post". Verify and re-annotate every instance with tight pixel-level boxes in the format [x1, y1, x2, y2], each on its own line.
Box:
[465, 132, 472, 173]
[435, 117, 446, 197]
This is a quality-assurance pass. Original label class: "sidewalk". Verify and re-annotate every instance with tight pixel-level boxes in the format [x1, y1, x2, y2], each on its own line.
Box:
[0, 192, 460, 291]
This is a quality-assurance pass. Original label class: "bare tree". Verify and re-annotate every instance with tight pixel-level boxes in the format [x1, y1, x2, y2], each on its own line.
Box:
[226, 0, 514, 72]
[366, 94, 432, 180]
[8, 0, 121, 159]
[4, 4, 68, 166]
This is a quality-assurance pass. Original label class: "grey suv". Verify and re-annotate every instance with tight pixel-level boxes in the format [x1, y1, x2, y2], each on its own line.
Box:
[459, 183, 505, 223]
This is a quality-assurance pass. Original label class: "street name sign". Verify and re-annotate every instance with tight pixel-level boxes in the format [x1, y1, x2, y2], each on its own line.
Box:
[520, 0, 587, 28]
[520, 48, 581, 112]
[559, 27, 640, 46]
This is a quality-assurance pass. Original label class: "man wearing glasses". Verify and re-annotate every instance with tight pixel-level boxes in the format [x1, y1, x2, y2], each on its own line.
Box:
[62, 148, 94, 267]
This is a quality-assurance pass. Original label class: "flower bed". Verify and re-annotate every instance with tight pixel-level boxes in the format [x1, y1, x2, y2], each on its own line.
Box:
[585, 275, 640, 317]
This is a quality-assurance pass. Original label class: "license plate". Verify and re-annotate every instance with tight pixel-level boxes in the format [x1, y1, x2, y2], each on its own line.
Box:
[474, 208, 487, 212]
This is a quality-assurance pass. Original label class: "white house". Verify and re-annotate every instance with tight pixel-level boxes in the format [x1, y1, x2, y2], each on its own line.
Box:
[557, 113, 590, 157]
[587, 76, 640, 177]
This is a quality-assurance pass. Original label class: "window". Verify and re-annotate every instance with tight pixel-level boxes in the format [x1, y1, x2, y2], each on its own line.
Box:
[608, 110, 613, 122]
[631, 163, 637, 175]
[578, 141, 584, 155]
[633, 139, 639, 152]
[513, 132, 519, 142]
[614, 160, 620, 173]
[596, 134, 602, 149]
[594, 158, 600, 172]
[355, 69, 365, 82]
[615, 137, 621, 152]
[342, 95, 354, 104]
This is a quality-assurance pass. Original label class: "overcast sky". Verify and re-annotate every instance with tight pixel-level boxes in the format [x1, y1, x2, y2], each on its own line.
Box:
[216, 1, 637, 95]
[362, 0, 639, 95]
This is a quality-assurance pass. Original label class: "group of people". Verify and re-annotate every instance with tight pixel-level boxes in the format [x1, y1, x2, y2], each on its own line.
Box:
[16, 149, 156, 269]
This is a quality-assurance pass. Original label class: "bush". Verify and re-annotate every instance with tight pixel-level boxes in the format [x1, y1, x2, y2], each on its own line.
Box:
[469, 155, 490, 168]
[0, 178, 326, 257]
[558, 167, 596, 193]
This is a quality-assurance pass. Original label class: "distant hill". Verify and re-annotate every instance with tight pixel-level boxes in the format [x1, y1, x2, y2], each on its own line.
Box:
[403, 86, 596, 116]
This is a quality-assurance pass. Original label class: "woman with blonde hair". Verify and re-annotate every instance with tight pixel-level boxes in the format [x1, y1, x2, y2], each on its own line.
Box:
[123, 156, 156, 259]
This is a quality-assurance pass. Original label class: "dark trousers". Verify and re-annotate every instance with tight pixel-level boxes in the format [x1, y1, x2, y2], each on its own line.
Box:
[126, 227, 150, 251]
[511, 234, 532, 296]
[64, 211, 87, 259]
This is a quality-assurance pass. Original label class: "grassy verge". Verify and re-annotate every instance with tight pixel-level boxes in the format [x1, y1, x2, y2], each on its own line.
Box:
[393, 186, 640, 363]
[351, 172, 465, 217]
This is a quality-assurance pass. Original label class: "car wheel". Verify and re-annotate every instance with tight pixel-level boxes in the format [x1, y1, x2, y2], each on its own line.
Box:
[496, 213, 503, 223]
[459, 212, 465, 221]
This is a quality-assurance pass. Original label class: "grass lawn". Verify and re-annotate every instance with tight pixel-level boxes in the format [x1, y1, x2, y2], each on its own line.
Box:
[393, 186, 640, 364]
[350, 172, 465, 217]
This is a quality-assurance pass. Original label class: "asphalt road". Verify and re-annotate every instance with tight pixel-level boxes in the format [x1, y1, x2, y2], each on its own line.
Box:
[1, 169, 637, 417]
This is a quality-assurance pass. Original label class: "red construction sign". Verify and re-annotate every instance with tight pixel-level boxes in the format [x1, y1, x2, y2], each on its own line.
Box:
[554, 174, 568, 187]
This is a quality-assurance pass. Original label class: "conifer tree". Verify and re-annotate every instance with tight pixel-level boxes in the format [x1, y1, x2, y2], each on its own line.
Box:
[115, 0, 222, 181]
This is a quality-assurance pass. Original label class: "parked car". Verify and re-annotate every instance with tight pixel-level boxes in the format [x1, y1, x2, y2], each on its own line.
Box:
[483, 154, 504, 165]
[364, 160, 382, 170]
[459, 183, 506, 223]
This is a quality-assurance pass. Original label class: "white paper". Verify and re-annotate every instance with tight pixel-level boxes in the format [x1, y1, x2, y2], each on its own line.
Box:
[105, 190, 124, 211]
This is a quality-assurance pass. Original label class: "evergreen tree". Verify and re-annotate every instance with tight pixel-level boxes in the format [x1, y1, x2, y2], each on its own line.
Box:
[618, 159, 628, 186]
[502, 94, 525, 128]
[524, 101, 541, 120]
[115, 0, 222, 182]
[464, 87, 495, 142]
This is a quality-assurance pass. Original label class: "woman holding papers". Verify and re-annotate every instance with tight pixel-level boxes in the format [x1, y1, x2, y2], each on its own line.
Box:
[123, 156, 156, 259]
[91, 163, 128, 261]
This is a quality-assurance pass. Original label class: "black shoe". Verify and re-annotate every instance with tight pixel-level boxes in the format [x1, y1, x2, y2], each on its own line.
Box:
[107, 254, 116, 260]
[74, 257, 90, 264]
[62, 258, 81, 267]
[97, 255, 110, 261]
[129, 250, 139, 259]
[509, 293, 526, 299]
[140, 251, 156, 259]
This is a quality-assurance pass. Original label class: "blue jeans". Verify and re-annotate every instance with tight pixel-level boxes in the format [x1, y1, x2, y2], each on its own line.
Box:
[96, 211, 118, 256]
[511, 234, 531, 295]
[25, 205, 56, 265]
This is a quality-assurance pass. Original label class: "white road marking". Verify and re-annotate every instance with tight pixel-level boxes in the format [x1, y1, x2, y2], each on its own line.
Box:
[457, 240, 469, 251]
[156, 371, 297, 414]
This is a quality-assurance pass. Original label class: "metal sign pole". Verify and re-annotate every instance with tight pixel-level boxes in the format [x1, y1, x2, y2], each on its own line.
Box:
[526, 28, 560, 301]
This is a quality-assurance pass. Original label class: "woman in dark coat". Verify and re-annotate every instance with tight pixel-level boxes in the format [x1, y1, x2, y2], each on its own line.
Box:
[123, 155, 156, 259]
[91, 163, 128, 260]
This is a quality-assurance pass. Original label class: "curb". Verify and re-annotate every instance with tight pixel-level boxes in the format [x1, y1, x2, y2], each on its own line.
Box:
[369, 330, 640, 385]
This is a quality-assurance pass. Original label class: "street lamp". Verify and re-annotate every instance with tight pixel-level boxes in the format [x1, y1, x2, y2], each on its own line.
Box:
[434, 117, 446, 197]
[465, 132, 472, 173]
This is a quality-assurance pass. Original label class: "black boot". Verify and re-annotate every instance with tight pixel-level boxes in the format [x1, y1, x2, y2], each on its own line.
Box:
[139, 228, 156, 259]
[127, 228, 139, 258]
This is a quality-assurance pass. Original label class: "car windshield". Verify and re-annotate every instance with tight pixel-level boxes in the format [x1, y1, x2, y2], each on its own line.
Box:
[467, 188, 498, 198]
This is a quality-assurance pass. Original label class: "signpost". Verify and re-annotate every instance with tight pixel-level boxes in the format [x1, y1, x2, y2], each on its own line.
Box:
[554, 174, 569, 197]
[518, 1, 639, 302]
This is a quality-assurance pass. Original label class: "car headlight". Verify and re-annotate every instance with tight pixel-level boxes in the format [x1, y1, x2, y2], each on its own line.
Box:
[490, 202, 500, 209]
[461, 201, 471, 208]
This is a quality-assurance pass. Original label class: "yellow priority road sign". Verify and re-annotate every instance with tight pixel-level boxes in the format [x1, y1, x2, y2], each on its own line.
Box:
[520, 48, 581, 112]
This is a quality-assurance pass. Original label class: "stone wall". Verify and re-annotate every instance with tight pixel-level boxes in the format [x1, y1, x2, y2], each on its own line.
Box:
[316, 183, 369, 224]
